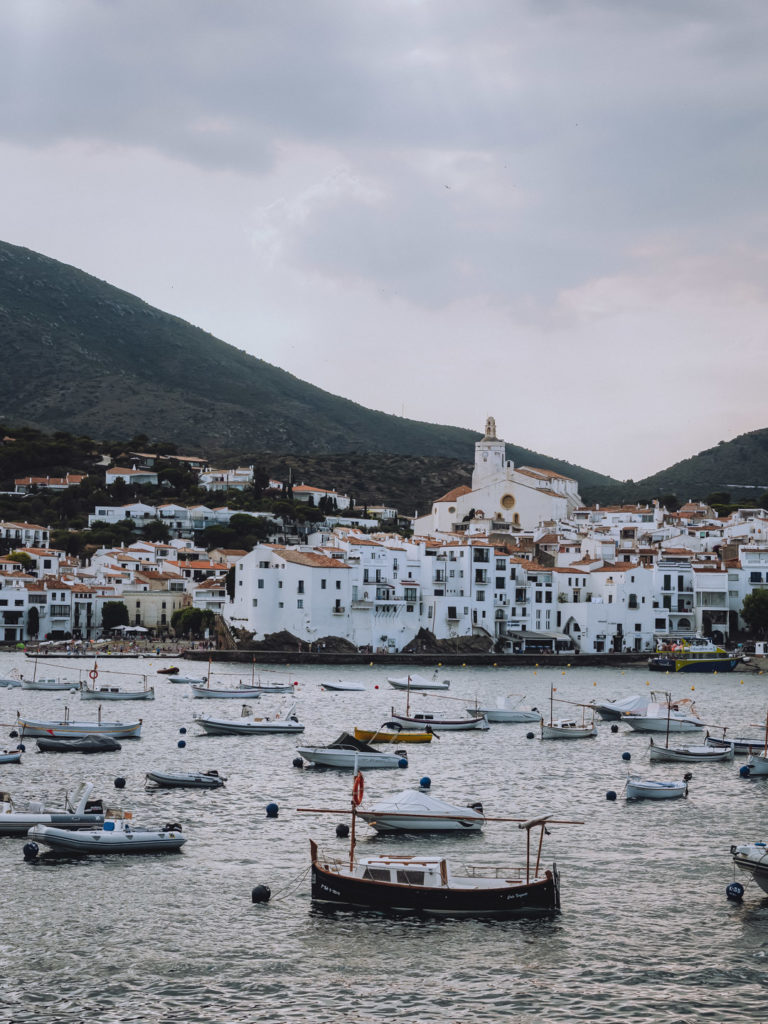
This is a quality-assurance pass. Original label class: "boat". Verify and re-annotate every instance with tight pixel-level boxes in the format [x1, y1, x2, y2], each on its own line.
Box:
[354, 725, 433, 744]
[36, 734, 122, 753]
[648, 738, 733, 763]
[16, 706, 143, 739]
[157, 665, 180, 675]
[621, 692, 704, 733]
[648, 637, 742, 673]
[26, 813, 186, 855]
[647, 693, 732, 762]
[0, 668, 23, 688]
[162, 674, 207, 685]
[145, 769, 226, 789]
[190, 681, 270, 699]
[465, 695, 541, 723]
[357, 789, 485, 833]
[590, 694, 648, 721]
[296, 732, 409, 769]
[195, 701, 305, 735]
[80, 665, 155, 701]
[387, 672, 450, 692]
[321, 681, 366, 691]
[0, 781, 105, 836]
[388, 710, 489, 731]
[21, 676, 79, 691]
[541, 687, 597, 739]
[0, 747, 23, 764]
[731, 841, 768, 893]
[743, 711, 768, 777]
[625, 774, 690, 800]
[705, 732, 767, 755]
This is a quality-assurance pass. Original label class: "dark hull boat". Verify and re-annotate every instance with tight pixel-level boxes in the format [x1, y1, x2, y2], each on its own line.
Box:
[36, 734, 122, 754]
[310, 840, 559, 917]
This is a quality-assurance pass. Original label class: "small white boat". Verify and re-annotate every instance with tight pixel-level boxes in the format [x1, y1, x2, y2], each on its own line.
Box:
[195, 701, 305, 735]
[190, 682, 267, 699]
[387, 673, 450, 692]
[541, 719, 598, 740]
[145, 770, 226, 789]
[466, 695, 541, 723]
[16, 707, 143, 739]
[705, 733, 766, 755]
[27, 813, 186, 855]
[591, 694, 648, 721]
[742, 712, 768, 776]
[0, 781, 105, 836]
[622, 694, 704, 733]
[321, 681, 366, 691]
[625, 775, 690, 800]
[81, 671, 155, 701]
[731, 841, 768, 893]
[358, 788, 485, 833]
[649, 738, 734, 763]
[162, 674, 207, 685]
[21, 677, 79, 691]
[388, 711, 489, 732]
[0, 747, 23, 764]
[296, 732, 409, 770]
[0, 668, 23, 688]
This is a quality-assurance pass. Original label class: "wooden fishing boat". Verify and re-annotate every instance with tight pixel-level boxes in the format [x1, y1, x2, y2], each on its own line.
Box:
[622, 692, 704, 733]
[541, 687, 597, 739]
[705, 732, 766, 755]
[625, 775, 690, 800]
[648, 694, 732, 763]
[16, 706, 143, 739]
[80, 664, 155, 701]
[388, 711, 489, 732]
[0, 747, 23, 764]
[465, 695, 541, 723]
[743, 711, 768, 777]
[195, 701, 304, 735]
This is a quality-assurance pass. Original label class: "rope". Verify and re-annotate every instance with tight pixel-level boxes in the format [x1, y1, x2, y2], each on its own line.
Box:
[267, 864, 312, 902]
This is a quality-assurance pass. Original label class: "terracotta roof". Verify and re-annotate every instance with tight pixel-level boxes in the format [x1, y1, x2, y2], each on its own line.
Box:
[272, 547, 351, 569]
[434, 485, 472, 503]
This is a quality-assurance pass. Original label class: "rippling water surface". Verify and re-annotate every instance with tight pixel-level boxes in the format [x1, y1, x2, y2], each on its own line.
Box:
[1, 654, 767, 1023]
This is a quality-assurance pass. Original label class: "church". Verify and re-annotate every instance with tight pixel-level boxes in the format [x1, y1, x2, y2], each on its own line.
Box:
[412, 417, 582, 537]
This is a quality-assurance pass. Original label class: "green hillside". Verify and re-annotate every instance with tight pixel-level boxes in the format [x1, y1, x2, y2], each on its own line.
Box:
[0, 239, 616, 490]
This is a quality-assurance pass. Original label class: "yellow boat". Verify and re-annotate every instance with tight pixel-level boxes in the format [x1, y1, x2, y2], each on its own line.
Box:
[353, 727, 433, 744]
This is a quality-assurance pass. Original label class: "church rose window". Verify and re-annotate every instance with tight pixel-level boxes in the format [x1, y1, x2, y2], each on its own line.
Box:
[501, 494, 516, 509]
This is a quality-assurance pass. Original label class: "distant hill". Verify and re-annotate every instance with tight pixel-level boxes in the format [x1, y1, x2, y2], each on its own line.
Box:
[0, 238, 617, 492]
[632, 431, 768, 505]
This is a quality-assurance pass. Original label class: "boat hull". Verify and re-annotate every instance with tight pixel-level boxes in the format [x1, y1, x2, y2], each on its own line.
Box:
[145, 771, 225, 788]
[27, 823, 185, 854]
[197, 719, 304, 735]
[296, 747, 408, 769]
[541, 723, 597, 740]
[81, 688, 155, 701]
[310, 858, 559, 917]
[190, 684, 269, 698]
[745, 753, 768, 776]
[17, 718, 142, 739]
[353, 728, 432, 744]
[387, 675, 450, 691]
[731, 843, 768, 893]
[623, 717, 702, 733]
[649, 740, 733, 763]
[648, 656, 741, 673]
[36, 735, 122, 753]
[0, 812, 105, 837]
[388, 713, 488, 732]
[626, 777, 688, 800]
[705, 735, 766, 755]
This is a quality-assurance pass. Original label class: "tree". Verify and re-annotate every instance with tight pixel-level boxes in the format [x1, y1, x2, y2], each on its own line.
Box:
[27, 606, 40, 638]
[9, 551, 34, 570]
[171, 606, 216, 637]
[742, 590, 768, 637]
[141, 519, 171, 542]
[102, 601, 129, 630]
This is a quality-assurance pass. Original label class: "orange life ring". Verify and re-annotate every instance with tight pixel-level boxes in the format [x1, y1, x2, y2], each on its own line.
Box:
[88, 669, 98, 681]
[352, 773, 365, 806]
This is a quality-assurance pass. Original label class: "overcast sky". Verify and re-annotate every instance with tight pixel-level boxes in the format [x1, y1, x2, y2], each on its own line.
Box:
[2, 1, 767, 481]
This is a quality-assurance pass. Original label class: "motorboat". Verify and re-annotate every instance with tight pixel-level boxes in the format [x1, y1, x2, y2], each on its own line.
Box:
[0, 781, 105, 836]
[357, 789, 485, 833]
[742, 711, 768, 777]
[590, 694, 648, 721]
[731, 841, 768, 893]
[145, 769, 226, 789]
[195, 701, 305, 735]
[465, 695, 541, 723]
[621, 693, 704, 733]
[162, 674, 207, 685]
[309, 813, 565, 917]
[625, 775, 690, 800]
[157, 665, 180, 675]
[296, 732, 409, 770]
[27, 813, 186, 855]
[648, 738, 733, 763]
[648, 637, 742, 673]
[0, 668, 23, 688]
[16, 707, 143, 739]
[0, 747, 23, 764]
[387, 673, 450, 692]
[354, 726, 433, 744]
[388, 711, 489, 732]
[321, 681, 366, 691]
[36, 734, 122, 754]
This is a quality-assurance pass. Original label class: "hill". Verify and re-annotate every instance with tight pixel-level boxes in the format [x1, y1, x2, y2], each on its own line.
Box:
[0, 239, 615, 491]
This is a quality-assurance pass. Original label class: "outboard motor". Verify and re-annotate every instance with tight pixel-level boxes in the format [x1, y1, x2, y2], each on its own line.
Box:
[467, 802, 484, 815]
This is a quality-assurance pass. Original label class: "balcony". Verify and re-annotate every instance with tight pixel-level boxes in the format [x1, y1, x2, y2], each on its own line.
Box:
[332, 606, 345, 614]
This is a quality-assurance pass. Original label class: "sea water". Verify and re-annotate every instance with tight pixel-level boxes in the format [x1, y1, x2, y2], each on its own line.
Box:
[0, 654, 766, 1023]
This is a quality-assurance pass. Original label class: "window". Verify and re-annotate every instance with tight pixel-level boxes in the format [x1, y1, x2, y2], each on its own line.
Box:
[297, 580, 305, 594]
[258, 579, 264, 589]
[278, 601, 284, 608]
[252, 599, 258, 607]
[297, 599, 304, 609]
[278, 581, 283, 589]
[336, 580, 341, 590]
[655, 617, 666, 628]
[476, 591, 485, 602]
[495, 577, 505, 589]
[321, 579, 327, 590]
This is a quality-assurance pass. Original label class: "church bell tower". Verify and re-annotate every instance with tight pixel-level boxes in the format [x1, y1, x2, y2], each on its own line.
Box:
[472, 416, 508, 490]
